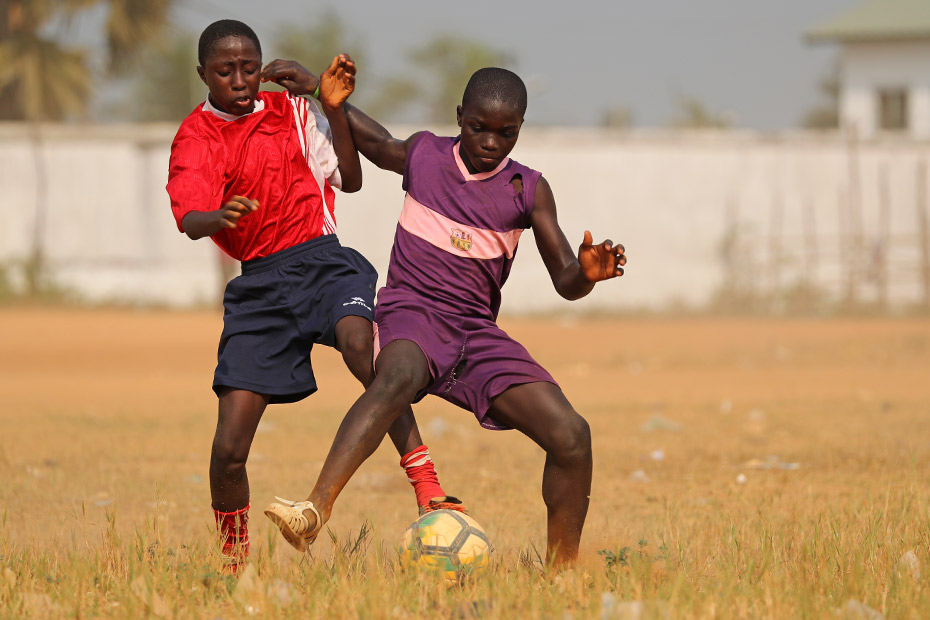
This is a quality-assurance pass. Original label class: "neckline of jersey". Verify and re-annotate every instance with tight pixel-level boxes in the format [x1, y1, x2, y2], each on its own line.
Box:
[452, 138, 510, 182]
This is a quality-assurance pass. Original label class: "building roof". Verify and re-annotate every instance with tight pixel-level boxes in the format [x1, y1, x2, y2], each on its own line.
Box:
[806, 0, 930, 42]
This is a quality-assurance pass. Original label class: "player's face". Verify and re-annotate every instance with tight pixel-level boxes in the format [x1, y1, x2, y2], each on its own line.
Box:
[456, 99, 523, 174]
[197, 35, 261, 116]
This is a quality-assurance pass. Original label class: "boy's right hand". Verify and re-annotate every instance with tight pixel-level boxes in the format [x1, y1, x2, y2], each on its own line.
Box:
[217, 196, 259, 229]
[261, 59, 319, 98]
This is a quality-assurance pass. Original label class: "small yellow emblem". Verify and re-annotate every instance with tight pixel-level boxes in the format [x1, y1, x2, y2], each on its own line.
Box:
[450, 228, 473, 251]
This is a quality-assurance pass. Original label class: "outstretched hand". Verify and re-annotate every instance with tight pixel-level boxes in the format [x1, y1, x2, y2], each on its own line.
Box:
[319, 53, 356, 110]
[578, 230, 626, 282]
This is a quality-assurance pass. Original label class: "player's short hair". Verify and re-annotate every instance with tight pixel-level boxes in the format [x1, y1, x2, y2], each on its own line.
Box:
[462, 68, 527, 116]
[198, 19, 262, 66]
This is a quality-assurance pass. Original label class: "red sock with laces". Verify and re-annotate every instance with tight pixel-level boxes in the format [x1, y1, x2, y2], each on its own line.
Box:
[213, 504, 249, 572]
[400, 445, 446, 508]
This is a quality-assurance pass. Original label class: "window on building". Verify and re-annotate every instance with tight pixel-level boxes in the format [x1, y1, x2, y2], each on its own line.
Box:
[878, 88, 908, 131]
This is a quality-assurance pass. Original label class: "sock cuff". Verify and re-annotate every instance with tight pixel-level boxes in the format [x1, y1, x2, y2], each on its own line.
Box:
[212, 503, 250, 517]
[400, 445, 431, 468]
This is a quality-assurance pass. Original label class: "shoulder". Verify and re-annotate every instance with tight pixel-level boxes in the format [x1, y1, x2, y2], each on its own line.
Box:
[174, 104, 206, 133]
[507, 157, 543, 191]
[408, 131, 452, 157]
[171, 106, 213, 149]
[506, 155, 542, 179]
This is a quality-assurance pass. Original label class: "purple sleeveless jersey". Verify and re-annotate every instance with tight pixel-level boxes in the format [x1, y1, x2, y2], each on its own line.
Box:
[378, 132, 542, 320]
[373, 132, 556, 428]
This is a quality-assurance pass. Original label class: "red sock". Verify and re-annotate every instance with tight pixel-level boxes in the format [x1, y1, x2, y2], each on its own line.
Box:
[400, 445, 446, 508]
[213, 504, 250, 568]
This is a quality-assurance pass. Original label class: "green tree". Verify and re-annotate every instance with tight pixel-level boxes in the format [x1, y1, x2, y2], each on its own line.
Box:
[0, 1, 93, 122]
[104, 0, 172, 74]
[0, 0, 173, 294]
[602, 104, 633, 128]
[269, 9, 365, 80]
[801, 62, 840, 129]
[264, 10, 413, 121]
[407, 36, 515, 124]
[0, 0, 174, 121]
[670, 95, 733, 129]
[129, 33, 201, 122]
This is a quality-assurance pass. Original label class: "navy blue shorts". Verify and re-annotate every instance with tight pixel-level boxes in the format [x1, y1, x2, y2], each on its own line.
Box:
[213, 235, 377, 404]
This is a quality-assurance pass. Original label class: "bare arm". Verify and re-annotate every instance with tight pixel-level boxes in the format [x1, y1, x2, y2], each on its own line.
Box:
[530, 176, 626, 300]
[262, 57, 420, 176]
[318, 55, 361, 192]
[344, 103, 420, 175]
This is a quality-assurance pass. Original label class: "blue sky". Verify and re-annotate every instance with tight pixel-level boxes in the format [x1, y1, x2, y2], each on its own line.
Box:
[72, 0, 859, 129]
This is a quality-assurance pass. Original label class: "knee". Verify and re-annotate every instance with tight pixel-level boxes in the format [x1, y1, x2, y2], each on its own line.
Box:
[551, 414, 591, 465]
[211, 434, 250, 473]
[373, 361, 426, 403]
[339, 328, 375, 373]
[340, 329, 374, 367]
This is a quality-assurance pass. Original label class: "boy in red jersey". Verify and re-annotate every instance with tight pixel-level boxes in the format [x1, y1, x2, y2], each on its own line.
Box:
[262, 59, 626, 569]
[167, 20, 459, 573]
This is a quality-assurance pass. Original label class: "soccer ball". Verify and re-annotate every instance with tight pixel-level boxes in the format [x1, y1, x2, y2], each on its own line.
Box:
[399, 509, 490, 581]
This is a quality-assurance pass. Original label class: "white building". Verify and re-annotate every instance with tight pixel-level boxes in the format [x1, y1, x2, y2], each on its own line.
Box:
[807, 0, 930, 139]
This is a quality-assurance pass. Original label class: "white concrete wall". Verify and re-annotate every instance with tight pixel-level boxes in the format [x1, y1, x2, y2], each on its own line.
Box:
[1, 123, 928, 313]
[841, 40, 930, 139]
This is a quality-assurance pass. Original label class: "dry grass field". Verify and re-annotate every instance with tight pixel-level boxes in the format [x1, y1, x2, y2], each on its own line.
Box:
[1, 308, 929, 618]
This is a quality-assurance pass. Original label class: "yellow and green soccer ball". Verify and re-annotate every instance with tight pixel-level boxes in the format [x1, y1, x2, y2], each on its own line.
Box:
[399, 509, 490, 581]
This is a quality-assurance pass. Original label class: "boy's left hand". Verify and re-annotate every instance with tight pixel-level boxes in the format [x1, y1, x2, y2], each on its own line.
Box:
[578, 230, 626, 282]
[319, 53, 356, 110]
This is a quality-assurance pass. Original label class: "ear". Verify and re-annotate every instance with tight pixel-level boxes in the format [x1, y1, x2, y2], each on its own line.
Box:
[196, 66, 206, 85]
[456, 105, 463, 128]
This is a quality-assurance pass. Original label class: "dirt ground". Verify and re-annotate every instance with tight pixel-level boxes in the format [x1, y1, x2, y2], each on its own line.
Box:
[1, 308, 929, 568]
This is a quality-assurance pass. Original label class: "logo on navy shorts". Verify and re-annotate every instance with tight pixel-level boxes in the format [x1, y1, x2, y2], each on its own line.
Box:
[450, 228, 473, 252]
[343, 296, 371, 311]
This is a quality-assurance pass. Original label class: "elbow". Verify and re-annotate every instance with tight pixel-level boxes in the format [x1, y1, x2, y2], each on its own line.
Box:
[182, 222, 206, 240]
[553, 276, 595, 301]
[559, 289, 587, 302]
[341, 177, 363, 193]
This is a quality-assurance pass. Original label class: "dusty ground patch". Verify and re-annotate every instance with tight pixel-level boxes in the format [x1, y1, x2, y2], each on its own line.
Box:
[1, 309, 929, 617]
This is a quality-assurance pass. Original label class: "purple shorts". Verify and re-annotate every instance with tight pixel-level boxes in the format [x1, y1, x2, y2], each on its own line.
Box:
[373, 294, 556, 430]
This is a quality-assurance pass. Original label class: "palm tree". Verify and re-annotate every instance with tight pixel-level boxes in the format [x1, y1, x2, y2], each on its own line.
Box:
[104, 0, 173, 74]
[130, 33, 202, 122]
[0, 0, 173, 294]
[0, 1, 93, 122]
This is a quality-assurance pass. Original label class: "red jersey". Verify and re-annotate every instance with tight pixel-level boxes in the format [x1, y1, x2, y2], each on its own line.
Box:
[167, 91, 341, 261]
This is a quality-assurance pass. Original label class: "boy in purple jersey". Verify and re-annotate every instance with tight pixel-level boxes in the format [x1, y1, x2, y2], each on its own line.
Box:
[263, 59, 626, 568]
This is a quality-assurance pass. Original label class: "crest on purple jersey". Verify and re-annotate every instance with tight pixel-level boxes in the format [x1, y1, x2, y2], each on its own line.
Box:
[450, 228, 473, 252]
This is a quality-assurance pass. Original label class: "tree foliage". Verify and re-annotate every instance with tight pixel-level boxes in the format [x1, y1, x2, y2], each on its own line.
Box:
[0, 0, 173, 121]
[407, 36, 515, 124]
[800, 63, 840, 129]
[269, 9, 365, 79]
[0, 27, 90, 122]
[105, 0, 173, 74]
[671, 95, 733, 129]
[265, 17, 512, 124]
[129, 34, 202, 122]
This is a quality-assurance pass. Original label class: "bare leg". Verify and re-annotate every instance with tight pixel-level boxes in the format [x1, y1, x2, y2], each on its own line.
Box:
[210, 387, 269, 511]
[333, 315, 425, 455]
[306, 339, 430, 523]
[486, 382, 592, 569]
